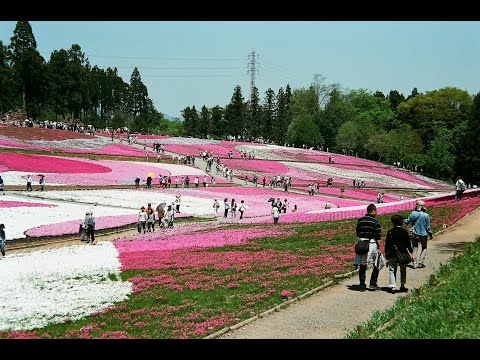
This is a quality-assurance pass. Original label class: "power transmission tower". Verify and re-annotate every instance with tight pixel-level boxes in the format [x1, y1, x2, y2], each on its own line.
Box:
[247, 50, 259, 101]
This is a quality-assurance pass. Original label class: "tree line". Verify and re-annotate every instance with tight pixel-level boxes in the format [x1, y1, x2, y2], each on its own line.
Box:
[0, 21, 165, 133]
[1, 21, 478, 184]
[182, 79, 479, 185]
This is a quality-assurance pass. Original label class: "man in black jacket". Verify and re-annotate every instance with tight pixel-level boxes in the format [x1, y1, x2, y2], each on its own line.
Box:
[354, 204, 383, 291]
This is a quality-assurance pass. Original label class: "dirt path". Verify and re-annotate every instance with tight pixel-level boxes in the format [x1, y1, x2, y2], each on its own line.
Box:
[219, 206, 480, 339]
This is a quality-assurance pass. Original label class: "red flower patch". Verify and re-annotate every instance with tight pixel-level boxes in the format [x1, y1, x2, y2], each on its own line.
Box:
[0, 127, 93, 141]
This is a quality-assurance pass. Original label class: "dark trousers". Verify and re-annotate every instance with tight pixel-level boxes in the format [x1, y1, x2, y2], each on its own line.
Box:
[359, 264, 379, 286]
[239, 210, 244, 219]
[224, 209, 228, 218]
[86, 225, 95, 243]
[455, 190, 463, 201]
[138, 221, 146, 233]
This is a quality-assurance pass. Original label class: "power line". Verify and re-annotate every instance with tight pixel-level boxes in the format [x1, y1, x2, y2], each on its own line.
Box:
[95, 65, 240, 70]
[85, 55, 244, 61]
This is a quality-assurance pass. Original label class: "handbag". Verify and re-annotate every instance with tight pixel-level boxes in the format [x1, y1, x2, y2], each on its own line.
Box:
[394, 245, 412, 264]
[354, 239, 369, 255]
[375, 252, 386, 270]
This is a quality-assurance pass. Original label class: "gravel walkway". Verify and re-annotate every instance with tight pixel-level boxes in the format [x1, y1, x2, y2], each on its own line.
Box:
[219, 206, 480, 339]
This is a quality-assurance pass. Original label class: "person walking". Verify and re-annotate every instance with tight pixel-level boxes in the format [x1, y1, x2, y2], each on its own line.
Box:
[213, 199, 220, 216]
[147, 210, 156, 232]
[385, 214, 415, 293]
[26, 175, 33, 191]
[223, 198, 230, 218]
[231, 198, 237, 218]
[165, 205, 175, 228]
[455, 176, 466, 201]
[0, 224, 6, 258]
[174, 195, 181, 213]
[404, 200, 433, 269]
[238, 200, 248, 219]
[138, 206, 147, 234]
[39, 175, 45, 191]
[80, 211, 90, 242]
[354, 203, 383, 291]
[0, 175, 5, 195]
[135, 176, 140, 190]
[85, 211, 96, 244]
[272, 205, 280, 224]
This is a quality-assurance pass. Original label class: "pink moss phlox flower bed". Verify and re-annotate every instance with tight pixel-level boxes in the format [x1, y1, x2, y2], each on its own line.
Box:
[174, 186, 366, 217]
[25, 214, 138, 237]
[0, 153, 112, 173]
[165, 141, 264, 157]
[24, 213, 192, 237]
[0, 200, 55, 208]
[328, 163, 438, 188]
[289, 187, 401, 202]
[242, 198, 425, 224]
[115, 226, 294, 272]
[222, 159, 289, 175]
[61, 144, 162, 158]
[10, 156, 228, 186]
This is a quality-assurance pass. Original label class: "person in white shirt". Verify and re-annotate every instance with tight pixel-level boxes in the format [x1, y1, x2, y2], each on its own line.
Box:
[138, 206, 147, 233]
[238, 200, 248, 219]
[27, 175, 33, 191]
[455, 176, 466, 201]
[213, 199, 220, 216]
[272, 205, 280, 224]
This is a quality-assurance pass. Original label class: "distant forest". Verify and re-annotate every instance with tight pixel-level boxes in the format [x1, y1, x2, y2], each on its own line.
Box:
[1, 21, 479, 184]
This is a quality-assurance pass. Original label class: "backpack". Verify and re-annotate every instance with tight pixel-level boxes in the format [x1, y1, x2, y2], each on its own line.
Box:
[87, 216, 95, 226]
[460, 182, 466, 192]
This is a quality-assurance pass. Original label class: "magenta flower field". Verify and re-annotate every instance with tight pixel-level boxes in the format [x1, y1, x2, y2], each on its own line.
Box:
[0, 153, 112, 173]
[0, 200, 55, 208]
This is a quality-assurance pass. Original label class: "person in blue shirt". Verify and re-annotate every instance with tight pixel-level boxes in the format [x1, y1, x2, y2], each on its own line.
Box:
[404, 200, 433, 269]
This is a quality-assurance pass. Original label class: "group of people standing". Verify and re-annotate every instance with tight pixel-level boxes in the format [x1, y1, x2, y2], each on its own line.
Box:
[220, 198, 248, 220]
[354, 199, 432, 293]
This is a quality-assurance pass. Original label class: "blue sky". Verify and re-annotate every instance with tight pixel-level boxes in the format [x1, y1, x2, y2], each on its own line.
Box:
[1, 21, 479, 118]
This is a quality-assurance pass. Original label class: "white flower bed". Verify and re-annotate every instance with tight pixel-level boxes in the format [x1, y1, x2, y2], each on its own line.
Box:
[28, 136, 112, 150]
[158, 136, 221, 145]
[2, 193, 137, 240]
[0, 242, 132, 331]
[284, 161, 431, 189]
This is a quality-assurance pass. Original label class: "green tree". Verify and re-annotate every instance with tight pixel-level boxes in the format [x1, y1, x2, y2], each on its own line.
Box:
[128, 67, 154, 132]
[387, 90, 405, 113]
[182, 106, 198, 136]
[424, 128, 455, 179]
[224, 85, 246, 138]
[0, 40, 16, 114]
[245, 86, 262, 141]
[455, 92, 480, 184]
[198, 105, 212, 138]
[7, 21, 45, 117]
[261, 88, 276, 142]
[397, 87, 473, 147]
[210, 105, 224, 138]
[317, 88, 351, 148]
[286, 115, 323, 148]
